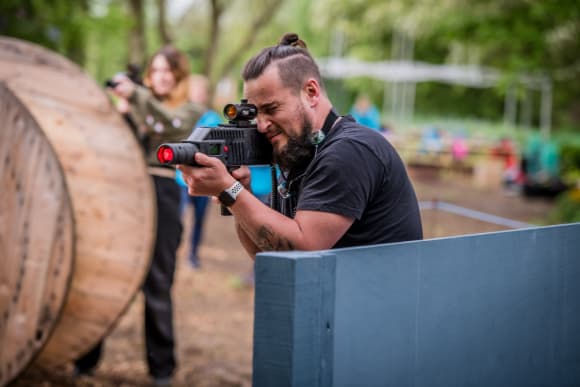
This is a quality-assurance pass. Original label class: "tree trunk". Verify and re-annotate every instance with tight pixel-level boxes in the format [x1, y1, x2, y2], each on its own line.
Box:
[64, 0, 90, 65]
[128, 0, 147, 67]
[202, 0, 223, 78]
[156, 0, 172, 45]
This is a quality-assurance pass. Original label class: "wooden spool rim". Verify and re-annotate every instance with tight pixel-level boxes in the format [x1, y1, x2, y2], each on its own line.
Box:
[0, 83, 76, 387]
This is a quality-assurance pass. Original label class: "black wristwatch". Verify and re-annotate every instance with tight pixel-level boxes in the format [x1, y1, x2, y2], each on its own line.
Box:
[218, 181, 244, 207]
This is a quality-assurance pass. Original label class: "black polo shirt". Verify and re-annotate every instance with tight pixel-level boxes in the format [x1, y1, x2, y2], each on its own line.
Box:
[276, 115, 423, 248]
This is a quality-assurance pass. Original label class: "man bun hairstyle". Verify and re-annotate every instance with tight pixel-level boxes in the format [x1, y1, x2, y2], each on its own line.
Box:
[242, 32, 323, 94]
[278, 33, 307, 49]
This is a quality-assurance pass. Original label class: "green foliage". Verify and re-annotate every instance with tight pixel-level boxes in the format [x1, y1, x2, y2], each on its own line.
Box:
[84, 2, 133, 84]
[324, 78, 355, 115]
[0, 0, 90, 64]
[2, 0, 579, 134]
[560, 143, 580, 183]
[311, 0, 580, 129]
[548, 188, 580, 224]
[429, 0, 580, 127]
[415, 83, 503, 121]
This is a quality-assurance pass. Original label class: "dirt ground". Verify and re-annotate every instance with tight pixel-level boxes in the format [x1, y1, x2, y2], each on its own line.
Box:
[10, 167, 557, 387]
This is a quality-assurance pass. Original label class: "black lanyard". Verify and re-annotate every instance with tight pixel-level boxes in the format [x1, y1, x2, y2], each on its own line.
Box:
[310, 108, 339, 145]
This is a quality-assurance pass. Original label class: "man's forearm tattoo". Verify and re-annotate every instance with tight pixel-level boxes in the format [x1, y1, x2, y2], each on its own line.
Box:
[256, 225, 294, 251]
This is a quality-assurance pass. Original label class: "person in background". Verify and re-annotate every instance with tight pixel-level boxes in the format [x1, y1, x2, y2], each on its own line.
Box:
[521, 134, 567, 197]
[178, 32, 422, 260]
[75, 45, 202, 387]
[349, 93, 382, 131]
[420, 126, 443, 156]
[175, 74, 222, 268]
[491, 137, 520, 192]
[451, 130, 469, 162]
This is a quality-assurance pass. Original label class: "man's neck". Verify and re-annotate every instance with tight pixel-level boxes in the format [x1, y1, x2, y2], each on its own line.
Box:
[313, 99, 333, 131]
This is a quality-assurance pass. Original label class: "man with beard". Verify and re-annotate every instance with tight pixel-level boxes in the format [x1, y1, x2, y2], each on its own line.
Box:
[178, 33, 422, 258]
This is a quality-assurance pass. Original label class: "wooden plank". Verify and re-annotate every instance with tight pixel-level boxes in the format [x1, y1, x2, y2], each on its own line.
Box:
[253, 223, 580, 387]
[253, 253, 336, 387]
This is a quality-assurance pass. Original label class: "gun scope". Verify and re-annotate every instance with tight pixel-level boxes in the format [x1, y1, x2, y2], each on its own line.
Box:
[223, 99, 257, 122]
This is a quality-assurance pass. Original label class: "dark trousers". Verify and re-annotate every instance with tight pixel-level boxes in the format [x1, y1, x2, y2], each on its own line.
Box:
[74, 175, 182, 379]
[144, 175, 182, 378]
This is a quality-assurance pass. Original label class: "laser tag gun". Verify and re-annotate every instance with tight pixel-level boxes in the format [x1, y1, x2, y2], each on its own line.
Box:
[156, 99, 272, 215]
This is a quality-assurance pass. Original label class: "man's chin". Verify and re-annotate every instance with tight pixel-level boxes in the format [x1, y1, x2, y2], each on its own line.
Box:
[272, 148, 287, 169]
[272, 142, 287, 156]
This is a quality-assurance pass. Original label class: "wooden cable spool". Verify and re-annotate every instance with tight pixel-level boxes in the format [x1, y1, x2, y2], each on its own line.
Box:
[0, 37, 156, 385]
[0, 83, 75, 386]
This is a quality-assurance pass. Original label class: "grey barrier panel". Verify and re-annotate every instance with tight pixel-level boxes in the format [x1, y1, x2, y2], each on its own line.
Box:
[253, 223, 580, 387]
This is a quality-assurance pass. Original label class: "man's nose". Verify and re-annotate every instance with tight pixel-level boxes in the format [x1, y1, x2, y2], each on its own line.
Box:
[256, 114, 271, 133]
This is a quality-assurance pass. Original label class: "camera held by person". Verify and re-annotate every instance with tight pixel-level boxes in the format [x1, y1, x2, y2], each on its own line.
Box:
[104, 63, 143, 88]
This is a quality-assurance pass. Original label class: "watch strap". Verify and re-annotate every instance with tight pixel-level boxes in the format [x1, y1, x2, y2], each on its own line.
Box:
[218, 181, 244, 207]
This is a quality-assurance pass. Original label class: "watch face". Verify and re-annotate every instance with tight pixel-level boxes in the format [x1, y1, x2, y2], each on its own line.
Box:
[218, 190, 236, 207]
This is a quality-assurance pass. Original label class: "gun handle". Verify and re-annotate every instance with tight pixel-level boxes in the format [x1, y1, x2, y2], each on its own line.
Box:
[220, 205, 232, 216]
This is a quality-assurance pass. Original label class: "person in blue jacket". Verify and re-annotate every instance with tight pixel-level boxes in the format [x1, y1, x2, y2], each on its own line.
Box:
[349, 93, 381, 131]
[175, 75, 222, 268]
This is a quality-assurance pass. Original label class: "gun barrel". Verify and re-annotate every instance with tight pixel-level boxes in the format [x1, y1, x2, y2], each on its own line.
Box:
[156, 143, 200, 166]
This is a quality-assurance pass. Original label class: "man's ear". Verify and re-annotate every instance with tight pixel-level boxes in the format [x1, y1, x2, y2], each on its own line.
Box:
[303, 79, 320, 107]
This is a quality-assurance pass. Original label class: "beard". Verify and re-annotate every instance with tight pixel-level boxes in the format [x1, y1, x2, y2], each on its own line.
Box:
[274, 114, 316, 173]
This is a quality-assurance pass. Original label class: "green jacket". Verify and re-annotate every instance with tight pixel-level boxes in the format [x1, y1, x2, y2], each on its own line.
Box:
[128, 85, 203, 166]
